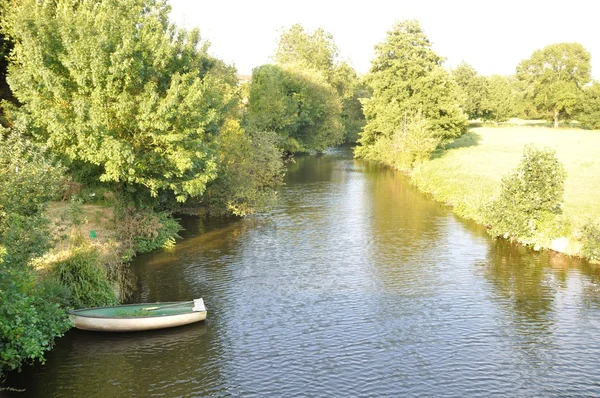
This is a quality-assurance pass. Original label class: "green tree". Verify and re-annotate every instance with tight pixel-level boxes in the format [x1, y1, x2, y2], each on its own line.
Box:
[483, 75, 518, 123]
[356, 20, 466, 166]
[578, 81, 600, 130]
[2, 0, 237, 202]
[452, 62, 489, 120]
[273, 24, 366, 144]
[274, 24, 339, 74]
[245, 63, 343, 153]
[517, 42, 591, 128]
[329, 62, 367, 142]
[195, 119, 285, 216]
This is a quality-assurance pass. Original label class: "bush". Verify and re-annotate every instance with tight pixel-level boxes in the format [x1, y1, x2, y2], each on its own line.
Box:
[0, 275, 71, 373]
[579, 220, 600, 261]
[115, 207, 182, 260]
[199, 120, 285, 216]
[484, 145, 566, 243]
[52, 245, 119, 309]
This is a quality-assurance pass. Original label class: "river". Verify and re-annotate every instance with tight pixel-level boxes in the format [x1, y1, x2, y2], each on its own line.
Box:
[6, 147, 600, 397]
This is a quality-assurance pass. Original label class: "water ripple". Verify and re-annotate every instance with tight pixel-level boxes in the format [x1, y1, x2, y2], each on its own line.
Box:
[7, 149, 600, 397]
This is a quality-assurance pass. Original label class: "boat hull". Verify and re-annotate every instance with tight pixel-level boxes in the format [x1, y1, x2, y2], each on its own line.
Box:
[70, 311, 207, 332]
[69, 300, 207, 332]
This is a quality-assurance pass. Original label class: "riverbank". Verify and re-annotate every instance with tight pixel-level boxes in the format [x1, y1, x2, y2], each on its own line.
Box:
[410, 126, 600, 261]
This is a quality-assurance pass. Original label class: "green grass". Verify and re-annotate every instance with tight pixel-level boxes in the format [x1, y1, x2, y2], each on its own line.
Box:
[411, 126, 600, 253]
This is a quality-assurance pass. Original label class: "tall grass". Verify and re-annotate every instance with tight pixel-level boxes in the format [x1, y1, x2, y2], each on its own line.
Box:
[52, 243, 119, 308]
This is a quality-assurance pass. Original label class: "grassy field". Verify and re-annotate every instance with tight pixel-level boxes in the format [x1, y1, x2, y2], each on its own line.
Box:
[411, 126, 600, 255]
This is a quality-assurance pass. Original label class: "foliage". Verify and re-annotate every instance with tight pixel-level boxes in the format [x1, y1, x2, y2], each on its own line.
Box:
[452, 62, 489, 120]
[0, 132, 65, 265]
[2, 0, 239, 202]
[0, 132, 70, 376]
[0, 30, 16, 127]
[0, 271, 72, 374]
[579, 220, 600, 261]
[274, 24, 339, 73]
[578, 81, 600, 130]
[364, 111, 441, 170]
[484, 145, 567, 243]
[273, 24, 366, 145]
[517, 42, 591, 128]
[51, 244, 118, 309]
[115, 206, 182, 260]
[356, 20, 467, 165]
[329, 62, 367, 143]
[199, 120, 285, 216]
[245, 63, 343, 153]
[483, 75, 519, 123]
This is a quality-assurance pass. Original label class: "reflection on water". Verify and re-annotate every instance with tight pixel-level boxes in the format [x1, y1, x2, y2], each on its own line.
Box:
[7, 146, 600, 397]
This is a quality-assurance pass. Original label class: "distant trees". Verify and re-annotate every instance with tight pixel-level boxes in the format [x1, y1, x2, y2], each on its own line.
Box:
[453, 62, 489, 120]
[245, 64, 343, 153]
[356, 20, 466, 169]
[452, 63, 518, 123]
[274, 24, 339, 73]
[517, 43, 591, 128]
[484, 75, 519, 123]
[579, 82, 600, 129]
[245, 24, 365, 150]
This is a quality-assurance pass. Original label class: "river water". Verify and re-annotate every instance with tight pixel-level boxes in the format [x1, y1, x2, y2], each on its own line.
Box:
[7, 147, 600, 397]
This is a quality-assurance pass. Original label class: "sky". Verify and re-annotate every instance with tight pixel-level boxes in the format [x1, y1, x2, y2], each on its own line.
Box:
[168, 0, 600, 79]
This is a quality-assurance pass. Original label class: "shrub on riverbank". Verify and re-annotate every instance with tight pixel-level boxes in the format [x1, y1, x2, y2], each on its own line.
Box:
[580, 221, 600, 261]
[115, 207, 182, 261]
[484, 145, 567, 244]
[51, 244, 119, 309]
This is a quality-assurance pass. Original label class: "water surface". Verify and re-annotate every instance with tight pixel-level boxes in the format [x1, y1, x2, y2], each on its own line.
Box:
[7, 147, 600, 397]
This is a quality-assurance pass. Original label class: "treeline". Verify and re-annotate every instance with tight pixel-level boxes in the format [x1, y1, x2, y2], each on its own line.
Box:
[354, 21, 600, 171]
[454, 42, 599, 129]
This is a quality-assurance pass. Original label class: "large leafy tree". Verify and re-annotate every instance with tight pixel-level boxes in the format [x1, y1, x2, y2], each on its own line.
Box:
[274, 24, 339, 73]
[517, 42, 591, 128]
[272, 24, 366, 144]
[245, 63, 343, 153]
[2, 0, 236, 202]
[356, 20, 466, 163]
[452, 62, 489, 120]
[483, 75, 519, 123]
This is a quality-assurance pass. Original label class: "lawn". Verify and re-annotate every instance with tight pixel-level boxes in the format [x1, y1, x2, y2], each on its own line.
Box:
[411, 126, 600, 242]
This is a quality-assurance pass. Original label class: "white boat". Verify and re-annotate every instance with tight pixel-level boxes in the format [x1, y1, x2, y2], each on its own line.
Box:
[69, 298, 207, 332]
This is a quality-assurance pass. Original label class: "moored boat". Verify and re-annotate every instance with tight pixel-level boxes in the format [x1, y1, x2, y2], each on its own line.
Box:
[69, 298, 207, 332]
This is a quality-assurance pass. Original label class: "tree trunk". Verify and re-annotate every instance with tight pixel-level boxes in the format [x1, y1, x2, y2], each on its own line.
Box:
[554, 109, 559, 128]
